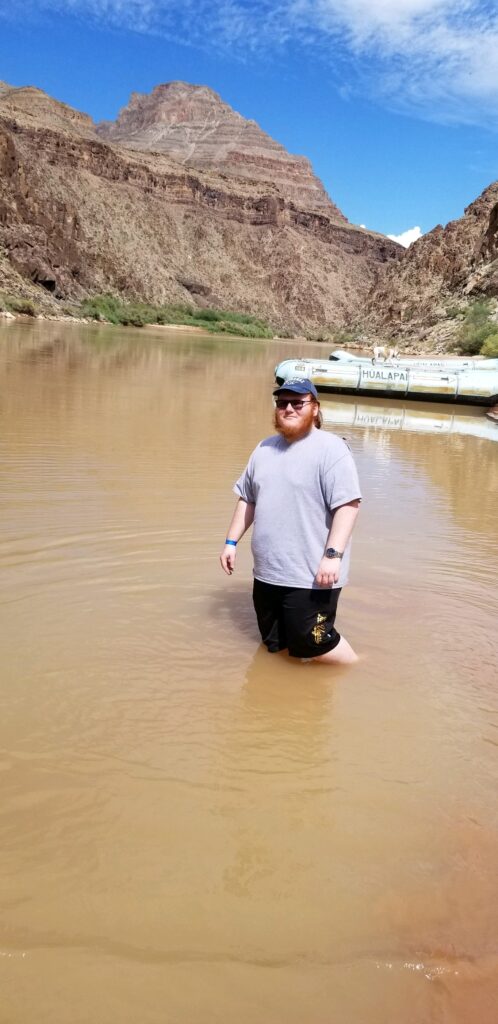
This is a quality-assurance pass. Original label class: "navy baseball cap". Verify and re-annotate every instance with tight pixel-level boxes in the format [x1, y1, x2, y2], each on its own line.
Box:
[273, 377, 319, 400]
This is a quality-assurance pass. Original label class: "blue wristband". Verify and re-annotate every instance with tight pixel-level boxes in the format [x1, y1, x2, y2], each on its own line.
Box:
[225, 539, 238, 546]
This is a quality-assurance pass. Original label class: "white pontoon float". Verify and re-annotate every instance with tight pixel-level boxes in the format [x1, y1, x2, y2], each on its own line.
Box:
[274, 353, 498, 406]
[328, 348, 498, 372]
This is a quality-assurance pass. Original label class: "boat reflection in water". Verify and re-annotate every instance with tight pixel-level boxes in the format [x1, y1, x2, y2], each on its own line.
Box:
[320, 395, 498, 442]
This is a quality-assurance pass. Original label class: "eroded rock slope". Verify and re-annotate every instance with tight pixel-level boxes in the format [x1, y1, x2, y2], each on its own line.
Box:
[0, 81, 400, 331]
[366, 182, 498, 344]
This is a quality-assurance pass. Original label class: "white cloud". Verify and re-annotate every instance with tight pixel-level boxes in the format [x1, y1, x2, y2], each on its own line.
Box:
[295, 0, 498, 124]
[3, 0, 498, 126]
[388, 225, 423, 247]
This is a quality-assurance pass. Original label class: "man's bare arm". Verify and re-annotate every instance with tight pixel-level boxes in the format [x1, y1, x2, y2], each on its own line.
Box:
[315, 499, 361, 587]
[220, 498, 256, 576]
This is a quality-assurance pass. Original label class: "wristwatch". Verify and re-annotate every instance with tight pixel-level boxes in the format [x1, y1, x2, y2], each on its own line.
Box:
[325, 547, 343, 559]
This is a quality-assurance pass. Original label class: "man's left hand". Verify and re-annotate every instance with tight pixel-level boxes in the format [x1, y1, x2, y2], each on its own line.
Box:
[315, 556, 341, 588]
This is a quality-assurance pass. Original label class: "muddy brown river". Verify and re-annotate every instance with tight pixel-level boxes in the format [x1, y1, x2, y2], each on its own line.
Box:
[1, 321, 497, 1023]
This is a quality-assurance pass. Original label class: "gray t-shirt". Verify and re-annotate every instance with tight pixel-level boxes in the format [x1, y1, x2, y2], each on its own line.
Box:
[234, 428, 361, 589]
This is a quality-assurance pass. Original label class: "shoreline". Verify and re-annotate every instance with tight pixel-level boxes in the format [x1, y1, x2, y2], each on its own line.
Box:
[144, 322, 208, 334]
[0, 309, 448, 357]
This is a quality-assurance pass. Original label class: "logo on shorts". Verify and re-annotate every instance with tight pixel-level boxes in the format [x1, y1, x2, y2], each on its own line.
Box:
[311, 613, 328, 644]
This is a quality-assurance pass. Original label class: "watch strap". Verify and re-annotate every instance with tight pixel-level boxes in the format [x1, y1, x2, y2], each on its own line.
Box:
[325, 547, 343, 559]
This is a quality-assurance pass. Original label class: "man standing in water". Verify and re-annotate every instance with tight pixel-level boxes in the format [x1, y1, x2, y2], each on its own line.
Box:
[220, 379, 361, 665]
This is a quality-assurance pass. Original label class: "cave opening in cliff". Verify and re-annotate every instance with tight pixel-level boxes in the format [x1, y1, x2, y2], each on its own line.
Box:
[33, 274, 57, 293]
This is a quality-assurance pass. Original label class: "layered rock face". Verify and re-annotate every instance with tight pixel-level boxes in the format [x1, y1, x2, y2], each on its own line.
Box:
[2, 79, 498, 348]
[366, 182, 498, 342]
[0, 82, 95, 138]
[96, 82, 343, 217]
[0, 81, 401, 330]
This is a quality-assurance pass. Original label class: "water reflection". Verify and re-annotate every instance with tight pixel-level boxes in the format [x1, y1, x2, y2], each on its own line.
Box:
[321, 395, 498, 443]
[240, 645, 335, 773]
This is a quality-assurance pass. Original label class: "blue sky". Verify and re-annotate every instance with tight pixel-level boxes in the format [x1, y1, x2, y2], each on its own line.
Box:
[1, 0, 497, 245]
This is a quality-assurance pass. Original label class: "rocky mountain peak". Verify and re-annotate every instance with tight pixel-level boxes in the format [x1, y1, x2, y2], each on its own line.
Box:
[96, 81, 345, 218]
[0, 82, 95, 137]
[122, 81, 243, 124]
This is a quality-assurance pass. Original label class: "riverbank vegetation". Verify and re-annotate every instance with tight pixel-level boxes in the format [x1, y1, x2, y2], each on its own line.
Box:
[3, 288, 498, 355]
[0, 293, 37, 316]
[0, 290, 276, 338]
[455, 299, 498, 357]
[76, 295, 275, 338]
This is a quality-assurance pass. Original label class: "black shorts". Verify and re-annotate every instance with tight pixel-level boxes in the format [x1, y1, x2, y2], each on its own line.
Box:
[253, 579, 342, 659]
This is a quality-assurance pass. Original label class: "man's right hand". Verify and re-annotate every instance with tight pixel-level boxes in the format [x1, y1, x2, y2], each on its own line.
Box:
[220, 544, 237, 575]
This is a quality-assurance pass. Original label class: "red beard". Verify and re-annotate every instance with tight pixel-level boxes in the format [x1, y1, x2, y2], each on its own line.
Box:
[274, 403, 317, 441]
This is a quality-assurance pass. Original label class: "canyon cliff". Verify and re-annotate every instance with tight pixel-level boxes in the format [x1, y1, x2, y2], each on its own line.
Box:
[365, 182, 498, 346]
[96, 81, 341, 217]
[2, 79, 496, 346]
[0, 81, 400, 331]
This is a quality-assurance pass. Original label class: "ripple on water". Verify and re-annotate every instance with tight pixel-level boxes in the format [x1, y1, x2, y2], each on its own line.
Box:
[1, 326, 498, 1023]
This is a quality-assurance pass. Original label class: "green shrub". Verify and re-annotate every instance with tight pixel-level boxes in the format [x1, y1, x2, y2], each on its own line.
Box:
[457, 324, 496, 355]
[4, 296, 37, 316]
[190, 307, 271, 330]
[155, 304, 194, 323]
[464, 298, 492, 325]
[218, 310, 265, 326]
[118, 306, 151, 328]
[77, 295, 274, 336]
[80, 295, 123, 323]
[480, 334, 498, 358]
[191, 308, 222, 322]
[204, 319, 273, 338]
[79, 295, 158, 327]
[456, 299, 498, 354]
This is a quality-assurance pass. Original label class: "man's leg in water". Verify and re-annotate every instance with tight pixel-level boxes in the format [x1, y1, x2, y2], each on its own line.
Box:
[284, 587, 358, 666]
[252, 580, 288, 653]
[311, 636, 358, 665]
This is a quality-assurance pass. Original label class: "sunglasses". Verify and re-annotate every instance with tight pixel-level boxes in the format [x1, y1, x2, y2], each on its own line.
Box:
[275, 398, 314, 410]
